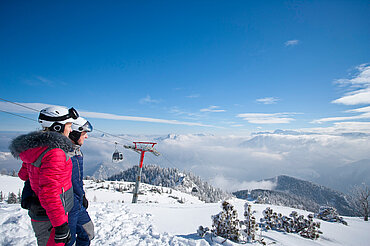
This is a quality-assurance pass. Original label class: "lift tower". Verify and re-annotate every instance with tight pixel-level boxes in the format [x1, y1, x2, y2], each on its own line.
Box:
[124, 142, 160, 203]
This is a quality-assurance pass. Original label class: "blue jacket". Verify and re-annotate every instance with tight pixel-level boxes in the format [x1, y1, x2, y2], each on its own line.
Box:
[70, 145, 85, 210]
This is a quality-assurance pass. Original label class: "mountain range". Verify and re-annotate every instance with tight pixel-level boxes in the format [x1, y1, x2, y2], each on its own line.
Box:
[233, 175, 354, 216]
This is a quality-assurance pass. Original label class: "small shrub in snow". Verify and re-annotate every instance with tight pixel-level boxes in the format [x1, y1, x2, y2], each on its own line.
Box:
[197, 225, 209, 237]
[198, 201, 263, 244]
[260, 207, 322, 240]
[211, 201, 242, 242]
[315, 206, 347, 225]
[240, 202, 258, 242]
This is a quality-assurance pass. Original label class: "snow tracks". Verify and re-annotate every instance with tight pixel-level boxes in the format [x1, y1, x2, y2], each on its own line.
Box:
[89, 202, 208, 246]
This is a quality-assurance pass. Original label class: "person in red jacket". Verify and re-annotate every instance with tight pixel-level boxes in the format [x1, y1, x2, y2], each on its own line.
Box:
[9, 106, 79, 246]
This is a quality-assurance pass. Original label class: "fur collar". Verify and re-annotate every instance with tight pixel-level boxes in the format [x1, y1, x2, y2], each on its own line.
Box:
[9, 131, 73, 159]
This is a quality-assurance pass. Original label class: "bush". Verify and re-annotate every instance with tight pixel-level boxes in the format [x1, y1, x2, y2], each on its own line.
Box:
[211, 201, 242, 242]
[260, 207, 322, 240]
[315, 206, 348, 225]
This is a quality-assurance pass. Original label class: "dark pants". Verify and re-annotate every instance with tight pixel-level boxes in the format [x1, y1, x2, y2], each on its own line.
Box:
[31, 220, 65, 246]
[66, 205, 94, 246]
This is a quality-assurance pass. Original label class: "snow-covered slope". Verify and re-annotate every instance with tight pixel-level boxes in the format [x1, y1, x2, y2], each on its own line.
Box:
[0, 174, 24, 200]
[108, 165, 231, 203]
[1, 175, 370, 246]
[83, 179, 204, 204]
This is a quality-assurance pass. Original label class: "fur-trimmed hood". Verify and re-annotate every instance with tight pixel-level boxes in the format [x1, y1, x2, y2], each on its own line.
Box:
[9, 131, 73, 159]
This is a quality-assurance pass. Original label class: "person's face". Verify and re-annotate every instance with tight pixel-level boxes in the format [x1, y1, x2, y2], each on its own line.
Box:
[77, 132, 88, 145]
[63, 123, 72, 137]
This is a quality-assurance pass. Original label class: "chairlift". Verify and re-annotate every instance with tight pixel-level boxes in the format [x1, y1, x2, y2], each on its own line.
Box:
[112, 142, 124, 162]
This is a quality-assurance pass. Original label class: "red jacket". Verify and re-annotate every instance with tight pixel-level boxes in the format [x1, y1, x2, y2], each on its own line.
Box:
[10, 131, 74, 227]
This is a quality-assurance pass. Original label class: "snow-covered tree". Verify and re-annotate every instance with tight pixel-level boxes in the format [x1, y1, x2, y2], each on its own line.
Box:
[17, 189, 21, 203]
[7, 192, 17, 204]
[350, 184, 370, 221]
[260, 207, 321, 240]
[0, 191, 3, 202]
[211, 201, 241, 242]
[11, 169, 17, 177]
[241, 202, 258, 242]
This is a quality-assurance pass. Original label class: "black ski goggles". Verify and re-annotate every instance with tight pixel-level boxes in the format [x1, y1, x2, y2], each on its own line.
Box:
[69, 107, 79, 120]
[39, 107, 79, 122]
[77, 120, 93, 132]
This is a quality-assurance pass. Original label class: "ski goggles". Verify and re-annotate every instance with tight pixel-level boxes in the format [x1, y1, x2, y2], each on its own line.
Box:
[68, 107, 79, 120]
[76, 120, 93, 132]
[39, 107, 79, 122]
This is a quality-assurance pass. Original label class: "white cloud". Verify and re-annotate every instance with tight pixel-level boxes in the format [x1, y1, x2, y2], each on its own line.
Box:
[332, 87, 370, 105]
[256, 97, 280, 104]
[139, 95, 161, 104]
[312, 64, 370, 125]
[0, 101, 217, 128]
[311, 112, 370, 124]
[200, 105, 226, 113]
[305, 121, 370, 135]
[237, 113, 297, 124]
[154, 132, 370, 191]
[285, 39, 299, 46]
[169, 107, 202, 120]
[332, 64, 370, 105]
[80, 111, 217, 127]
[0, 102, 55, 114]
[186, 94, 200, 98]
[312, 103, 370, 125]
[209, 175, 277, 192]
[346, 106, 370, 113]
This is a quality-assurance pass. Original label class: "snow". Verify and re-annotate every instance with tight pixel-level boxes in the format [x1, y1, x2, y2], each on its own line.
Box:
[0, 174, 24, 199]
[1, 175, 370, 246]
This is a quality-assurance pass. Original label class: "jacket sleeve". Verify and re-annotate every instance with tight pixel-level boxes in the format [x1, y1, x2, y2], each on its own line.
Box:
[38, 148, 69, 227]
[71, 157, 84, 199]
[18, 163, 29, 181]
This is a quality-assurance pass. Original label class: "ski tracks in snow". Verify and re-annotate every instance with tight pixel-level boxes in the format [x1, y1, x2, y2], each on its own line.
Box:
[90, 202, 209, 246]
[0, 204, 35, 246]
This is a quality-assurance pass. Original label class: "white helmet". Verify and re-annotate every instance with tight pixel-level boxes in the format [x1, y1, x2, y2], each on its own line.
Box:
[38, 106, 79, 132]
[71, 117, 93, 132]
[69, 117, 93, 144]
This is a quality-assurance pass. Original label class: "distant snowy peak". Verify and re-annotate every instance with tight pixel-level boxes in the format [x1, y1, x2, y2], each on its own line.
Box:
[154, 133, 214, 142]
[239, 134, 317, 149]
[85, 161, 126, 180]
[155, 133, 180, 141]
[253, 129, 316, 136]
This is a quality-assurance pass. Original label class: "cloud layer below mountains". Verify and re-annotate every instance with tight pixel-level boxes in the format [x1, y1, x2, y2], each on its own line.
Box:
[1, 130, 370, 192]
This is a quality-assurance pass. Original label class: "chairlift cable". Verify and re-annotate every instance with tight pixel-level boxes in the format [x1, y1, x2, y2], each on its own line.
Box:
[1, 97, 177, 168]
[0, 97, 40, 112]
[0, 109, 39, 122]
[0, 96, 133, 144]
[1, 107, 178, 173]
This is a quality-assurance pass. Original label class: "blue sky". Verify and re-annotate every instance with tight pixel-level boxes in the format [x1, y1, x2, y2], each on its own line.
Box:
[0, 0, 369, 135]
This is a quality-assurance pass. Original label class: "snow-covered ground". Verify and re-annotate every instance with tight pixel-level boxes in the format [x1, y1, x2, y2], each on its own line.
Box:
[1, 175, 370, 246]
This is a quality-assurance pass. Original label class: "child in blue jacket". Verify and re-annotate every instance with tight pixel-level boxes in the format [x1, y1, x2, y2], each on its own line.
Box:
[67, 117, 94, 246]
